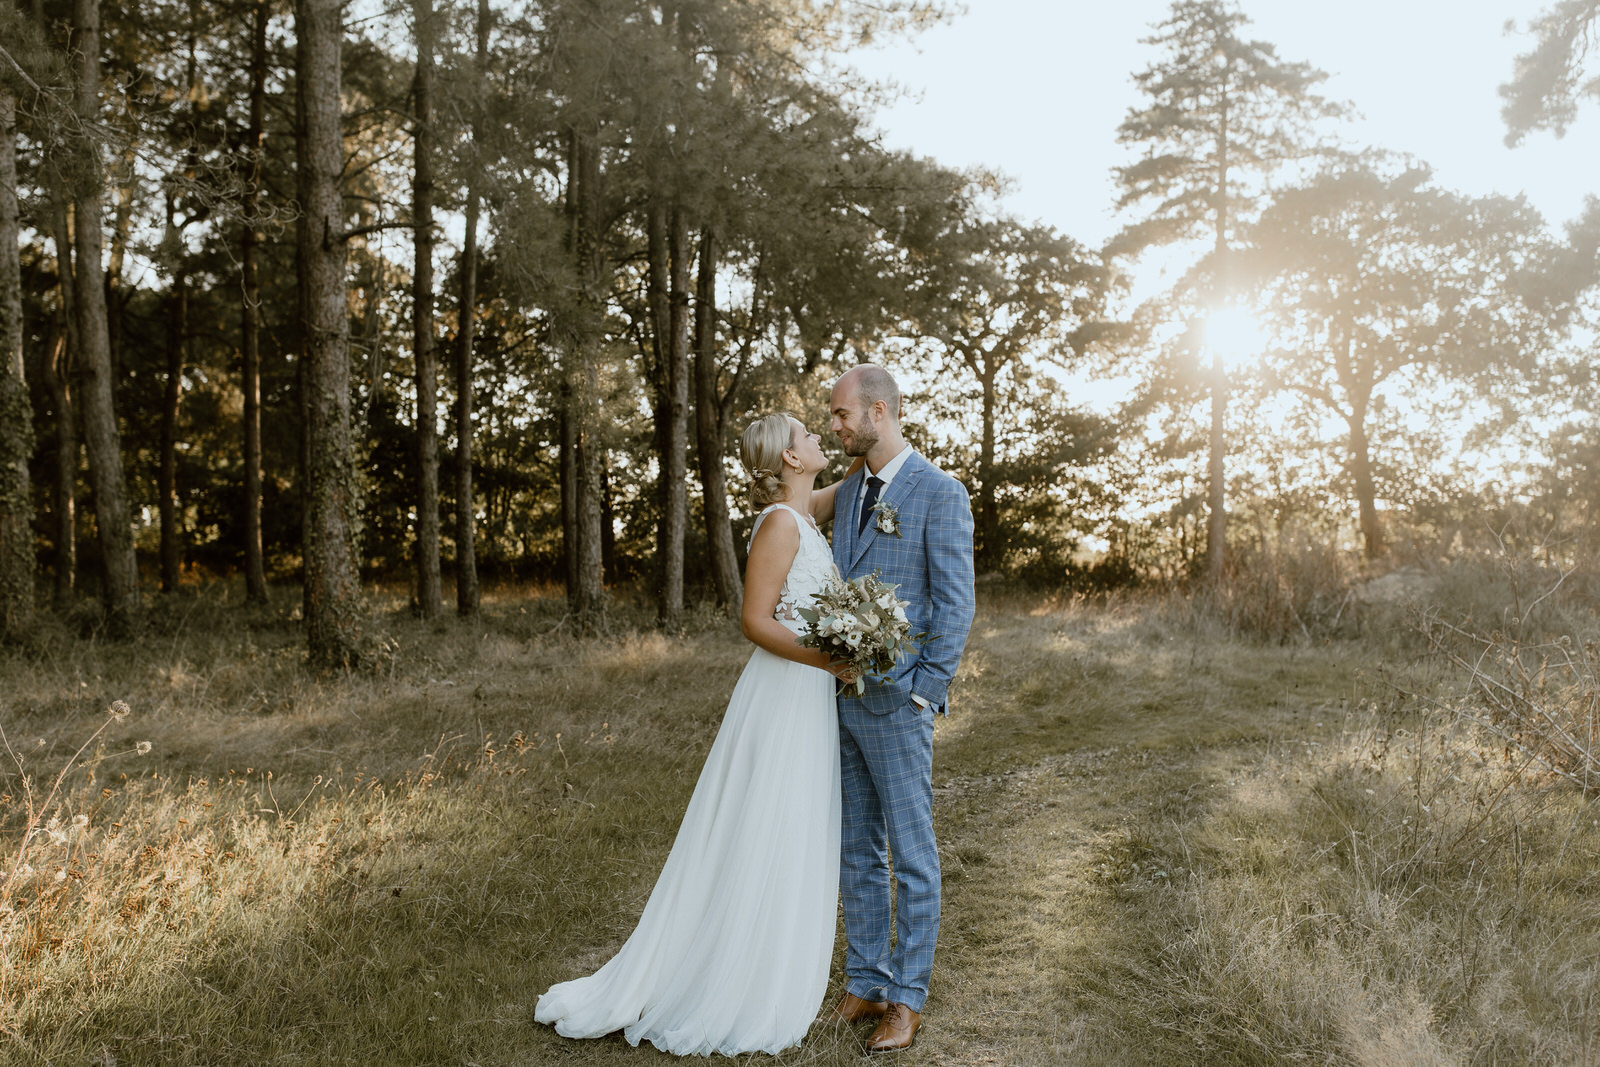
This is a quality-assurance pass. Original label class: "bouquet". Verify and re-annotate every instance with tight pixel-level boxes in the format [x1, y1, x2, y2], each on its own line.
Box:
[795, 572, 921, 695]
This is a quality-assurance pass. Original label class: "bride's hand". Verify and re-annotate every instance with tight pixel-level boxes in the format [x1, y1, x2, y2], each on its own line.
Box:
[829, 659, 860, 686]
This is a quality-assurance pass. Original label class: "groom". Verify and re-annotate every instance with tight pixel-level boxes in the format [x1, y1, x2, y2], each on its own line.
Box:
[827, 364, 976, 1052]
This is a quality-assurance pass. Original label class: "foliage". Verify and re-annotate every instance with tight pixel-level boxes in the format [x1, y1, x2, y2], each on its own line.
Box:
[909, 214, 1117, 570]
[1501, 0, 1600, 144]
[1110, 0, 1344, 260]
[1244, 158, 1556, 557]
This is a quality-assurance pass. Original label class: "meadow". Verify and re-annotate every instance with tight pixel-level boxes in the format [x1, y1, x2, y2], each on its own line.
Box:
[1, 564, 1596, 1066]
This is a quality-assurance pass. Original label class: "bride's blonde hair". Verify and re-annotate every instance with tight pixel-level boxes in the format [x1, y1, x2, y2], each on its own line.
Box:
[741, 412, 796, 507]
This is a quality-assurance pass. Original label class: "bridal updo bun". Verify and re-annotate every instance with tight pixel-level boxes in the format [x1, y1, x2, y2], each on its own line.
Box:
[741, 412, 796, 507]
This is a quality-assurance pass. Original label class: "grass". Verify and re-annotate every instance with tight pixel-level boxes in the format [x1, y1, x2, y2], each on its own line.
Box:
[0, 577, 1597, 1064]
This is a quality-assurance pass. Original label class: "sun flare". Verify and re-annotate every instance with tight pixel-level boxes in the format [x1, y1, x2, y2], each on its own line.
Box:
[1203, 306, 1269, 369]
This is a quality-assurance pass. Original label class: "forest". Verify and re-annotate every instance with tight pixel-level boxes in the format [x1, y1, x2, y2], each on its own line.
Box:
[0, 0, 1598, 1062]
[0, 0, 1590, 660]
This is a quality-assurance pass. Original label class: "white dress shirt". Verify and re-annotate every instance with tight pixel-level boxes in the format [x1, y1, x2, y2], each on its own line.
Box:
[859, 443, 915, 505]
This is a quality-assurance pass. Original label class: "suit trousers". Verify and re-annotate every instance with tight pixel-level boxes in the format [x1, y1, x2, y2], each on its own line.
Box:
[838, 696, 939, 1012]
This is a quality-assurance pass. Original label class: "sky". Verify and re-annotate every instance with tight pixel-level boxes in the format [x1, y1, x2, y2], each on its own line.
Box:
[851, 0, 1594, 248]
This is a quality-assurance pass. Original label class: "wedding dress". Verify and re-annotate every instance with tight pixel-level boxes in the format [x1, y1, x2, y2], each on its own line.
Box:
[535, 502, 841, 1057]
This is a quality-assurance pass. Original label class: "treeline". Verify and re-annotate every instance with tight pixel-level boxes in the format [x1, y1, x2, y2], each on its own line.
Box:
[0, 0, 1594, 662]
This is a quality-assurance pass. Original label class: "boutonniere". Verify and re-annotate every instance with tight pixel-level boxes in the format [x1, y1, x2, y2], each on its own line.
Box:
[871, 500, 901, 537]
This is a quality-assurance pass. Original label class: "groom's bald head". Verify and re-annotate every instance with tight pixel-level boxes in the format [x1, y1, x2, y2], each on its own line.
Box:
[830, 363, 906, 463]
[836, 364, 901, 424]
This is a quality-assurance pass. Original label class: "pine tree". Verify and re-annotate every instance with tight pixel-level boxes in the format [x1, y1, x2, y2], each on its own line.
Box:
[297, 0, 365, 665]
[1113, 0, 1341, 578]
[0, 88, 31, 634]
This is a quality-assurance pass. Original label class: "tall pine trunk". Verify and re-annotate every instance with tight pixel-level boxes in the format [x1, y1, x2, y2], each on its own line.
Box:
[691, 226, 740, 612]
[0, 92, 32, 634]
[159, 198, 186, 592]
[661, 209, 691, 624]
[559, 387, 578, 597]
[31, 0, 69, 608]
[563, 127, 605, 631]
[1204, 71, 1232, 581]
[452, 208, 481, 614]
[240, 0, 268, 602]
[297, 0, 364, 665]
[42, 328, 75, 606]
[451, 0, 486, 617]
[646, 201, 689, 628]
[45, 203, 79, 606]
[410, 0, 442, 618]
[72, 0, 140, 626]
[105, 150, 134, 385]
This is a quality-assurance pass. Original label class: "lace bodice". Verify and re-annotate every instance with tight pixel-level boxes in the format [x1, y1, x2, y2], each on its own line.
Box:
[749, 503, 838, 634]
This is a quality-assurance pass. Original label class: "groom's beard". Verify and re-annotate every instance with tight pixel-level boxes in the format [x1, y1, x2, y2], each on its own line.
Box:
[840, 425, 878, 458]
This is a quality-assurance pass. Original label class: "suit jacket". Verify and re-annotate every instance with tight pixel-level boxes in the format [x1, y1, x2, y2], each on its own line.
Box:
[833, 450, 976, 715]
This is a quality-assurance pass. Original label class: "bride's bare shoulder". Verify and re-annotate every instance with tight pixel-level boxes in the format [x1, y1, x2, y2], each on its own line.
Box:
[750, 503, 801, 547]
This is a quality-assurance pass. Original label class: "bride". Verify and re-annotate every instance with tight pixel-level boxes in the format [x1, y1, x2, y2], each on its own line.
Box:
[535, 411, 859, 1056]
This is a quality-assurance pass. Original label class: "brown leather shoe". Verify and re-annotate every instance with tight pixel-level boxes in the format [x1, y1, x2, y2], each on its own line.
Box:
[866, 1002, 921, 1052]
[830, 991, 888, 1023]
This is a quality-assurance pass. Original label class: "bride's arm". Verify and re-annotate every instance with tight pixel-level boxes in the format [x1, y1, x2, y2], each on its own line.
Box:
[810, 454, 866, 527]
[741, 510, 850, 677]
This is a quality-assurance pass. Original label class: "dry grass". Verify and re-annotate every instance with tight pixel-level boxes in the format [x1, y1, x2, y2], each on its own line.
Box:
[0, 576, 1597, 1064]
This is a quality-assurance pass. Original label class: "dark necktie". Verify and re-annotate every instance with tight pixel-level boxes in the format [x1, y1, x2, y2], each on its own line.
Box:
[858, 475, 884, 535]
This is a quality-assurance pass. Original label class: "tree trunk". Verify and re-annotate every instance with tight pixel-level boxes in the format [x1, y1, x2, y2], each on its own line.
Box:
[41, 328, 75, 606]
[72, 0, 140, 627]
[600, 460, 617, 580]
[451, 0, 486, 618]
[240, 0, 268, 603]
[1347, 403, 1385, 559]
[661, 208, 692, 624]
[411, 0, 441, 619]
[452, 210, 480, 614]
[646, 202, 671, 609]
[692, 226, 740, 612]
[559, 387, 578, 597]
[1205, 356, 1227, 578]
[1205, 65, 1232, 581]
[574, 416, 605, 630]
[563, 127, 605, 630]
[645, 200, 689, 628]
[105, 154, 134, 386]
[46, 198, 81, 607]
[560, 132, 580, 609]
[976, 360, 1000, 570]
[160, 26, 196, 595]
[0, 92, 32, 634]
[296, 0, 363, 666]
[158, 197, 186, 592]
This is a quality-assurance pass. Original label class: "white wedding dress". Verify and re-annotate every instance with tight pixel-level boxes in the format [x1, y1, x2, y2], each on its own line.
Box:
[535, 503, 841, 1057]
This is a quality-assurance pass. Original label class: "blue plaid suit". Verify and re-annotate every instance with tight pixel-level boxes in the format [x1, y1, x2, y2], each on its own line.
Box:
[832, 450, 975, 1012]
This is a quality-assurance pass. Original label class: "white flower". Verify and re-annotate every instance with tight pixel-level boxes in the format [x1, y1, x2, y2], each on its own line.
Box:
[136, 741, 152, 756]
[844, 630, 864, 648]
[861, 611, 880, 629]
[73, 814, 89, 830]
